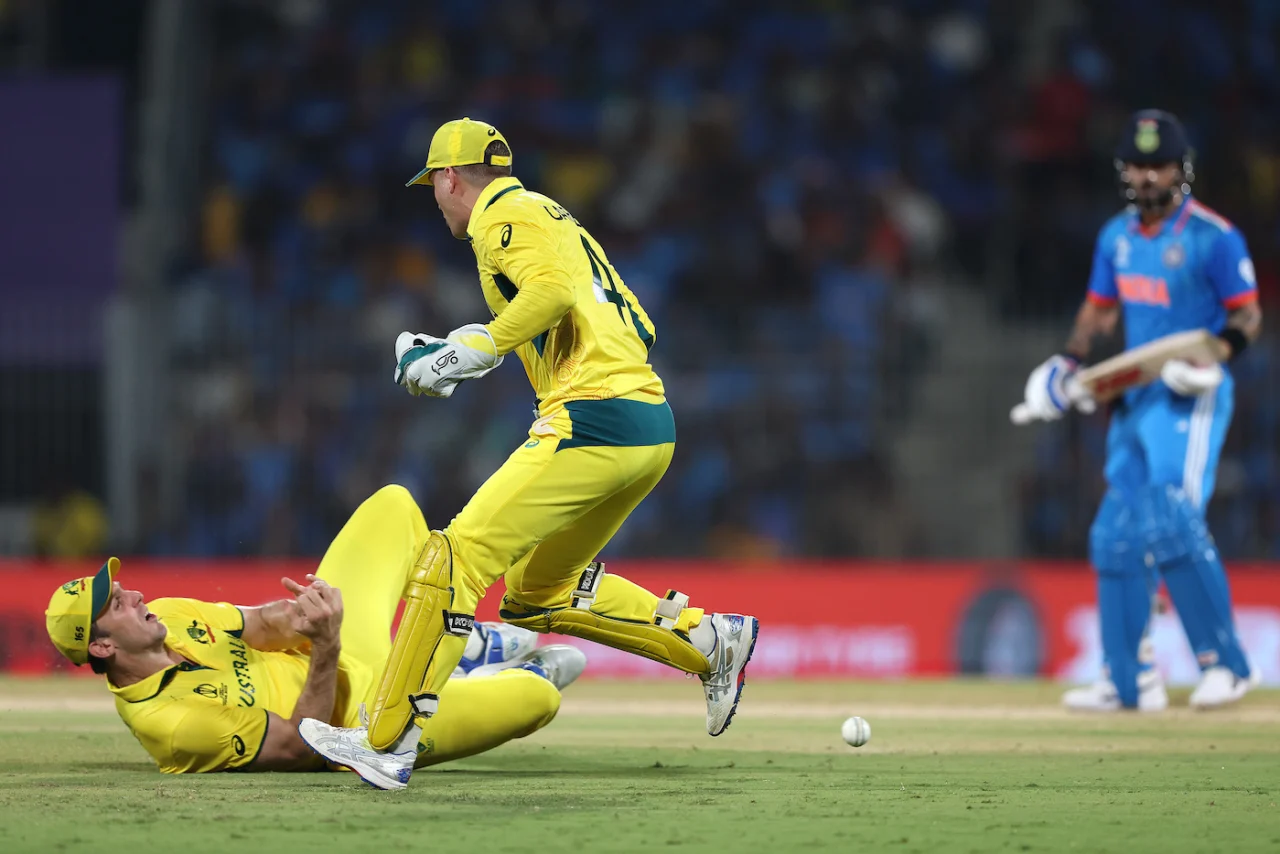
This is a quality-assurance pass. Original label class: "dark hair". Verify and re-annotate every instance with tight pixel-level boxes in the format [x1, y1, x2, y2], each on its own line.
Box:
[454, 140, 512, 184]
[87, 621, 110, 674]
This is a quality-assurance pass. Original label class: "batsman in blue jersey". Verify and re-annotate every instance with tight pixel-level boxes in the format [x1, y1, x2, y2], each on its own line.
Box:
[1016, 110, 1263, 711]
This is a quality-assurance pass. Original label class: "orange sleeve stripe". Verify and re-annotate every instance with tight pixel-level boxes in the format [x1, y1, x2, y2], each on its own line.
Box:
[1223, 291, 1259, 309]
[1086, 291, 1118, 307]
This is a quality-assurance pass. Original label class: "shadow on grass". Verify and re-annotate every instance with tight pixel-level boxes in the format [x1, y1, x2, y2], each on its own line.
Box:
[71, 761, 159, 773]
[427, 763, 724, 778]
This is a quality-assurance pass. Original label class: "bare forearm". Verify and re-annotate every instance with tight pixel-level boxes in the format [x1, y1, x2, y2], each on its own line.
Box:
[249, 642, 340, 771]
[242, 599, 306, 651]
[1065, 301, 1120, 360]
[289, 642, 341, 727]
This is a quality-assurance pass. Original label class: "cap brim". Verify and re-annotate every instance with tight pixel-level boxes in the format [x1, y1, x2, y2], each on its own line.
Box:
[405, 166, 432, 187]
[91, 557, 120, 620]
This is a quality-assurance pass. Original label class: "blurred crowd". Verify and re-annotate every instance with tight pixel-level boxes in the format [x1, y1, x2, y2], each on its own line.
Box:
[136, 0, 1279, 559]
[154, 0, 956, 558]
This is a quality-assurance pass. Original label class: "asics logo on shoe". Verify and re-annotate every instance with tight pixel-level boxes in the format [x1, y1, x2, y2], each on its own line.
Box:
[318, 741, 369, 764]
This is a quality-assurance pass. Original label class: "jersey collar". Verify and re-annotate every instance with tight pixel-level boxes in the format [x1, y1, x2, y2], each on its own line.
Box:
[1129, 193, 1191, 239]
[107, 649, 210, 703]
[109, 665, 178, 704]
[466, 177, 524, 239]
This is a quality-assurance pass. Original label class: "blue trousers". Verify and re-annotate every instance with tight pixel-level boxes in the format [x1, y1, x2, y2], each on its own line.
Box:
[1088, 377, 1250, 706]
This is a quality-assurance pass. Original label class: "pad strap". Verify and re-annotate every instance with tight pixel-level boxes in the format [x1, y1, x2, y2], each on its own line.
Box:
[653, 589, 690, 630]
[571, 561, 605, 610]
[444, 611, 475, 637]
[409, 692, 439, 717]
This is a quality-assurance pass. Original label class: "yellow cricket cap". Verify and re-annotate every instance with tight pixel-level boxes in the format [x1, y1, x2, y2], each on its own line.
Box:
[45, 557, 119, 665]
[405, 117, 512, 186]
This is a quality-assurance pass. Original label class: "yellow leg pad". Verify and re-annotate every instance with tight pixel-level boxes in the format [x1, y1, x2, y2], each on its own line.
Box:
[367, 532, 473, 750]
[501, 603, 710, 675]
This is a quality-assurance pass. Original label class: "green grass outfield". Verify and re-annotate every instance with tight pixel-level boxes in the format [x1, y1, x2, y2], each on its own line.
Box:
[2, 676, 1278, 854]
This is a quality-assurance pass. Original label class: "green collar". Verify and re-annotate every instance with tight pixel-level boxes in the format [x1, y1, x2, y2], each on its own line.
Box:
[466, 177, 524, 239]
[109, 665, 177, 704]
[108, 658, 208, 704]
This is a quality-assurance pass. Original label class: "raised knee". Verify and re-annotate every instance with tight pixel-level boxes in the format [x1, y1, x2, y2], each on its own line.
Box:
[362, 484, 427, 532]
[370, 483, 415, 506]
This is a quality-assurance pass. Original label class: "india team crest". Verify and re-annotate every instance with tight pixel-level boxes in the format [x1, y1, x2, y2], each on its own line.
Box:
[1162, 242, 1185, 268]
[1135, 119, 1160, 154]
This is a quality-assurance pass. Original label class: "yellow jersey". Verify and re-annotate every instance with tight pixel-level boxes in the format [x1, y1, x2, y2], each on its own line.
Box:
[109, 598, 371, 773]
[468, 177, 665, 419]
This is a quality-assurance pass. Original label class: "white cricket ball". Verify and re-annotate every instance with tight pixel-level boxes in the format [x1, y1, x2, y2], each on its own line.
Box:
[841, 716, 871, 747]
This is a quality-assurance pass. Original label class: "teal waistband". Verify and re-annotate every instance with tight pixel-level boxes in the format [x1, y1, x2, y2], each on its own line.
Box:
[558, 399, 676, 451]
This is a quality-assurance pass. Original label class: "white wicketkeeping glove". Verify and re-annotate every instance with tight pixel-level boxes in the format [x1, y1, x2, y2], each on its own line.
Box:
[1160, 359, 1223, 397]
[1011, 354, 1095, 424]
[393, 324, 503, 399]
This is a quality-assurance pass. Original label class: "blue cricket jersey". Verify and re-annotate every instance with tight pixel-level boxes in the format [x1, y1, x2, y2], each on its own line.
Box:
[1086, 195, 1258, 349]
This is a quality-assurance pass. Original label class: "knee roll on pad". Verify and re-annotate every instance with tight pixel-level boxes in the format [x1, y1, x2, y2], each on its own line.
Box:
[501, 563, 709, 675]
[1089, 489, 1142, 577]
[368, 531, 474, 750]
[1134, 484, 1212, 565]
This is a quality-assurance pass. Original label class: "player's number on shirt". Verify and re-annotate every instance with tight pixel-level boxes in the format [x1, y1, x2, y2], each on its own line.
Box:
[581, 236, 652, 349]
[582, 237, 625, 314]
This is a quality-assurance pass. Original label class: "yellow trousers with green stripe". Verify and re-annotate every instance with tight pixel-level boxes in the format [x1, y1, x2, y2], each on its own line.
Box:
[315, 486, 559, 768]
[359, 399, 711, 749]
[445, 424, 707, 668]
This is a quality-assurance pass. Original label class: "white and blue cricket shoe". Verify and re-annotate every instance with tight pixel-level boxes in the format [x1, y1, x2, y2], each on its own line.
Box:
[298, 717, 415, 791]
[470, 644, 587, 691]
[452, 622, 539, 678]
[701, 613, 759, 736]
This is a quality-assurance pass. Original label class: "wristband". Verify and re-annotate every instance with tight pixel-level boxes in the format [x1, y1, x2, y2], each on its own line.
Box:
[1218, 327, 1248, 360]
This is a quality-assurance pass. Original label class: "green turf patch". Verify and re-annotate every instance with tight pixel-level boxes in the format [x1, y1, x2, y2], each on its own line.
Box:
[2, 678, 1277, 853]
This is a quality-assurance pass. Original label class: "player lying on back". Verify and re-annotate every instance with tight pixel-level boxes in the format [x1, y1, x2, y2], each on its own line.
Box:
[299, 118, 759, 788]
[1014, 110, 1262, 711]
[45, 486, 586, 789]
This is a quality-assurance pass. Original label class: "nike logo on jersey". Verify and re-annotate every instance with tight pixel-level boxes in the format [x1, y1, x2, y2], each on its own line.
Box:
[1116, 273, 1170, 308]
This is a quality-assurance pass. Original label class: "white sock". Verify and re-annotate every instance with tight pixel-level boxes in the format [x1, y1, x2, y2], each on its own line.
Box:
[463, 625, 487, 661]
[387, 722, 422, 756]
[688, 615, 718, 658]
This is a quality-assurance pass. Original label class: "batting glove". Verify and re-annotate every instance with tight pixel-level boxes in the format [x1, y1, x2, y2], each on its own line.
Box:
[1160, 359, 1222, 397]
[1017, 354, 1095, 423]
[393, 325, 503, 399]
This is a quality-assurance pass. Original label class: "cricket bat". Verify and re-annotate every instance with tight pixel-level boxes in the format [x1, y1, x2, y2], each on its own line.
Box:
[1010, 329, 1223, 425]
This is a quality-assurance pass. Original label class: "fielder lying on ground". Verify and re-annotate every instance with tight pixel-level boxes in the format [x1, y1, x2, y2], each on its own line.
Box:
[45, 485, 585, 788]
